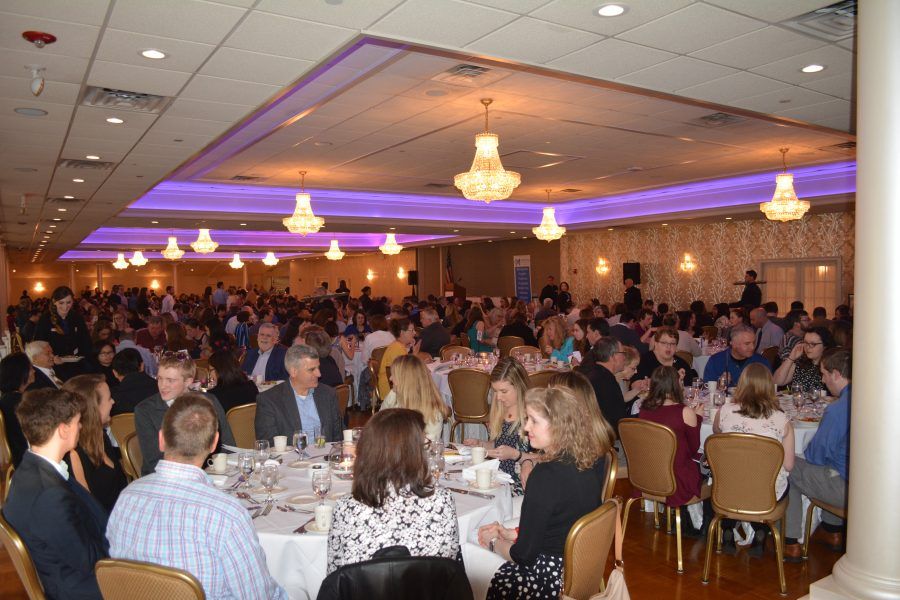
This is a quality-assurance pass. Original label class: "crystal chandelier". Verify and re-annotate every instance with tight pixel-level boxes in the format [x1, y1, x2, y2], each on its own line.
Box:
[112, 253, 129, 269]
[190, 228, 218, 254]
[760, 148, 810, 222]
[454, 98, 521, 203]
[379, 233, 403, 256]
[129, 250, 148, 266]
[229, 253, 244, 269]
[283, 171, 324, 235]
[533, 190, 566, 241]
[262, 252, 279, 266]
[161, 236, 184, 260]
[325, 239, 345, 261]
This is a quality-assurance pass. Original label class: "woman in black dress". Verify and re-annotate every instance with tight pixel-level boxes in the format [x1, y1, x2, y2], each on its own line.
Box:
[92, 340, 119, 390]
[0, 352, 34, 467]
[34, 286, 93, 380]
[207, 350, 259, 413]
[62, 374, 128, 513]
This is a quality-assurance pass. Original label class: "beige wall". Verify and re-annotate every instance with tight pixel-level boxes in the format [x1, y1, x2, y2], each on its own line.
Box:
[560, 211, 855, 310]
[288, 250, 417, 301]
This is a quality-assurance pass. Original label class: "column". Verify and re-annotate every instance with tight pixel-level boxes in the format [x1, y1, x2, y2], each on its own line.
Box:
[68, 263, 76, 291]
[172, 262, 179, 291]
[810, 1, 900, 598]
[95, 264, 103, 292]
[242, 265, 249, 289]
[0, 244, 9, 335]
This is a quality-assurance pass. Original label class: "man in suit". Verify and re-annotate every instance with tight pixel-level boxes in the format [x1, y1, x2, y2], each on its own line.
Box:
[110, 348, 159, 416]
[134, 355, 235, 476]
[576, 337, 628, 434]
[623, 278, 642, 313]
[241, 323, 289, 381]
[732, 269, 763, 309]
[25, 340, 63, 390]
[3, 388, 109, 599]
[255, 344, 342, 444]
[609, 312, 649, 355]
[417, 308, 450, 358]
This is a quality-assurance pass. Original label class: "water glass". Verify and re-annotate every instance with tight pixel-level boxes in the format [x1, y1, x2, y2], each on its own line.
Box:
[314, 426, 326, 448]
[260, 464, 279, 503]
[351, 427, 363, 444]
[312, 469, 332, 505]
[294, 430, 309, 459]
[254, 439, 270, 463]
[237, 452, 255, 488]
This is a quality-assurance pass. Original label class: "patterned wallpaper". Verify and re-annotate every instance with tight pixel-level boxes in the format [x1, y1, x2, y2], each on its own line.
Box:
[560, 211, 855, 309]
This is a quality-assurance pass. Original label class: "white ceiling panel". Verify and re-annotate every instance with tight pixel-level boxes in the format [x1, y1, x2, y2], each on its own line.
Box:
[0, 74, 81, 105]
[140, 128, 214, 148]
[814, 114, 855, 131]
[618, 3, 764, 54]
[95, 29, 216, 73]
[256, 0, 405, 29]
[0, 12, 100, 58]
[87, 60, 192, 97]
[224, 11, 355, 62]
[676, 71, 788, 104]
[0, 48, 89, 84]
[368, 0, 518, 47]
[0, 114, 69, 135]
[616, 56, 737, 93]
[466, 17, 603, 64]
[166, 98, 253, 122]
[730, 86, 835, 114]
[151, 114, 233, 136]
[751, 45, 854, 85]
[108, 0, 247, 45]
[180, 75, 281, 107]
[531, 0, 694, 37]
[0, 96, 74, 122]
[800, 73, 853, 101]
[776, 99, 852, 123]
[68, 105, 158, 142]
[61, 136, 135, 162]
[547, 38, 676, 80]
[0, 0, 110, 26]
[703, 0, 838, 23]
[689, 26, 827, 70]
[199, 47, 313, 86]
[464, 0, 552, 13]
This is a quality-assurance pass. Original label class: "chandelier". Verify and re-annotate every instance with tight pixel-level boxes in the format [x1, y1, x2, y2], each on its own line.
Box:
[454, 98, 521, 203]
[533, 191, 566, 241]
[760, 148, 809, 222]
[129, 250, 148, 266]
[229, 253, 244, 269]
[379, 233, 403, 255]
[595, 257, 610, 275]
[112, 253, 129, 269]
[262, 252, 279, 266]
[325, 239, 345, 261]
[283, 171, 324, 235]
[190, 228, 218, 254]
[161, 236, 184, 260]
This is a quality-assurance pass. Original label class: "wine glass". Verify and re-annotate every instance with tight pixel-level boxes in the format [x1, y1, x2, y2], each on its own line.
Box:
[254, 439, 270, 463]
[351, 427, 363, 444]
[791, 383, 804, 412]
[294, 430, 309, 459]
[312, 469, 332, 505]
[237, 452, 255, 488]
[259, 464, 279, 504]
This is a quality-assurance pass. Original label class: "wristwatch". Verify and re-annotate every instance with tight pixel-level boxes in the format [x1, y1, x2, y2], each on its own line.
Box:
[489, 538, 497, 553]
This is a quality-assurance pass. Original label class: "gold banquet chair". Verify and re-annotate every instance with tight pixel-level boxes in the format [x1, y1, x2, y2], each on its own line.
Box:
[0, 511, 45, 599]
[447, 368, 491, 443]
[675, 350, 693, 367]
[497, 336, 525, 358]
[601, 448, 619, 502]
[0, 412, 13, 502]
[95, 558, 205, 600]
[440, 345, 472, 362]
[509, 345, 542, 363]
[120, 432, 143, 481]
[803, 498, 846, 558]
[562, 499, 619, 600]
[701, 433, 788, 596]
[225, 403, 257, 449]
[109, 413, 137, 479]
[334, 383, 350, 423]
[527, 370, 556, 389]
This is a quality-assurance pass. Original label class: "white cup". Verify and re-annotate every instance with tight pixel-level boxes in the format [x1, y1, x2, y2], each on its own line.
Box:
[315, 504, 333, 530]
[273, 435, 288, 452]
[475, 468, 493, 490]
[470, 446, 487, 465]
[255, 373, 264, 384]
[706, 381, 717, 396]
[206, 452, 228, 474]
[343, 429, 354, 442]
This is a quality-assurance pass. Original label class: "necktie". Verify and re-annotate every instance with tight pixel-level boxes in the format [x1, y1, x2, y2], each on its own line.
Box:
[50, 369, 64, 387]
[755, 328, 762, 352]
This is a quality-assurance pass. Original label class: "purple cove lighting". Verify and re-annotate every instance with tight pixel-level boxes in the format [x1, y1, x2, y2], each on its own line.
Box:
[58, 251, 305, 261]
[77, 229, 452, 248]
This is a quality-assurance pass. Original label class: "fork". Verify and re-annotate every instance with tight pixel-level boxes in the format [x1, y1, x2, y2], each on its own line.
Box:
[236, 492, 261, 505]
[293, 517, 316, 534]
[260, 501, 274, 517]
[250, 507, 263, 519]
[277, 504, 312, 514]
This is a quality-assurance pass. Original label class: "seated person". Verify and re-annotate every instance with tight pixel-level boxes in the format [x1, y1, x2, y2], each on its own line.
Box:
[381, 354, 449, 443]
[417, 308, 451, 358]
[108, 394, 287, 599]
[0, 352, 33, 467]
[134, 315, 166, 351]
[377, 318, 416, 400]
[577, 337, 629, 433]
[498, 310, 538, 348]
[109, 348, 159, 416]
[750, 307, 785, 353]
[241, 323, 289, 382]
[632, 327, 698, 388]
[25, 340, 63, 390]
[208, 350, 259, 413]
[2, 388, 109, 599]
[327, 408, 460, 573]
[773, 327, 835, 392]
[609, 311, 649, 355]
[703, 325, 771, 385]
[778, 310, 811, 361]
[134, 355, 235, 476]
[254, 344, 342, 444]
[783, 348, 852, 561]
[478, 387, 609, 599]
[302, 327, 344, 388]
[538, 316, 574, 362]
[465, 306, 495, 353]
[91, 340, 119, 391]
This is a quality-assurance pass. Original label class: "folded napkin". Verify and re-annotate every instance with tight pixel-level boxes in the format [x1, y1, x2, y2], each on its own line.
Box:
[444, 454, 468, 464]
[450, 443, 472, 457]
[462, 459, 513, 484]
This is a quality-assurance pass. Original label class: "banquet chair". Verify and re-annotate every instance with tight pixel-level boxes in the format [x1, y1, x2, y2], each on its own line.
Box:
[675, 350, 694, 367]
[226, 403, 257, 449]
[601, 449, 619, 502]
[110, 414, 137, 480]
[497, 336, 525, 358]
[562, 499, 618, 599]
[369, 346, 390, 413]
[509, 345, 541, 363]
[440, 345, 472, 362]
[95, 558, 204, 600]
[447, 369, 491, 443]
[334, 384, 350, 423]
[618, 418, 709, 574]
[194, 358, 209, 371]
[0, 412, 12, 502]
[121, 432, 143, 481]
[458, 332, 470, 349]
[701, 433, 788, 595]
[527, 370, 555, 389]
[761, 346, 779, 367]
[3, 464, 13, 502]
[701, 326, 719, 342]
[803, 499, 847, 558]
[0, 510, 45, 600]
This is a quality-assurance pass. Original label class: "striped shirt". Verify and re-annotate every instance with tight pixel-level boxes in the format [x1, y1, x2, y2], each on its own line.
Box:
[107, 460, 287, 600]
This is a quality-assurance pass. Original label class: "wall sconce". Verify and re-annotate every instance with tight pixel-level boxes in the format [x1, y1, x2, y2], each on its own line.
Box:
[366, 269, 375, 282]
[34, 281, 45, 293]
[817, 265, 828, 276]
[595, 257, 610, 275]
[397, 266, 406, 280]
[150, 279, 160, 290]
[679, 253, 697, 272]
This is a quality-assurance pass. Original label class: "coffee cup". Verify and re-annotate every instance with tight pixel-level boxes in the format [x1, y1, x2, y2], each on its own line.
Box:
[206, 453, 228, 474]
[471, 446, 487, 464]
[273, 436, 288, 452]
[475, 468, 493, 490]
[315, 504, 334, 530]
[343, 429, 354, 443]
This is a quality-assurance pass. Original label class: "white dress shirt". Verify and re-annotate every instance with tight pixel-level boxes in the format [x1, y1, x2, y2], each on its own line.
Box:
[362, 330, 396, 363]
[250, 348, 272, 379]
[35, 365, 62, 388]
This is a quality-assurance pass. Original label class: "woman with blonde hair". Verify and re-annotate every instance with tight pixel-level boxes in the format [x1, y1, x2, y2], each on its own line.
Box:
[538, 316, 574, 362]
[478, 387, 609, 599]
[380, 354, 450, 442]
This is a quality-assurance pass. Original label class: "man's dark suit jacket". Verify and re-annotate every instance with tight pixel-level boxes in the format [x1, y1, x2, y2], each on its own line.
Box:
[498, 321, 539, 348]
[134, 392, 235, 476]
[577, 362, 628, 434]
[418, 323, 451, 358]
[27, 367, 59, 391]
[241, 344, 289, 381]
[110, 371, 159, 416]
[2, 452, 108, 599]
[255, 381, 342, 444]
[609, 323, 649, 355]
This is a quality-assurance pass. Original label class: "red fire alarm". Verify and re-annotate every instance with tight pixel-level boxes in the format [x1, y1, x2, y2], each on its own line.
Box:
[22, 31, 57, 48]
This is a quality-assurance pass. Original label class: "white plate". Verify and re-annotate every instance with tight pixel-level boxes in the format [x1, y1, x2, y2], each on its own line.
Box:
[249, 485, 287, 495]
[286, 494, 320, 507]
[205, 466, 238, 477]
[304, 521, 329, 535]
[327, 491, 349, 501]
[287, 460, 313, 469]
[462, 480, 503, 491]
[794, 418, 821, 427]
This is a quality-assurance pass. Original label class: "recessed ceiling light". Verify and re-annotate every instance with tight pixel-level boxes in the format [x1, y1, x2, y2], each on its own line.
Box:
[141, 49, 166, 59]
[509, 231, 516, 234]
[389, 227, 396, 230]
[240, 223, 247, 226]
[801, 64, 825, 73]
[488, 240, 493, 243]
[57, 208, 67, 212]
[45, 230, 52, 233]
[63, 195, 74, 199]
[49, 225, 56, 228]
[72, 178, 84, 183]
[151, 220, 159, 224]
[608, 228, 614, 231]
[52, 218, 61, 221]
[522, 236, 527, 239]
[106, 117, 124, 124]
[661, 223, 668, 226]
[14, 107, 48, 117]
[725, 217, 732, 220]
[453, 229, 459, 233]
[596, 4, 626, 17]
[85, 155, 100, 160]
[457, 243, 462, 246]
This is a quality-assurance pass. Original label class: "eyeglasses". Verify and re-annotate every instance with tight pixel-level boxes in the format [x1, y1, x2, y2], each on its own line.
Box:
[657, 341, 678, 347]
[805, 341, 823, 347]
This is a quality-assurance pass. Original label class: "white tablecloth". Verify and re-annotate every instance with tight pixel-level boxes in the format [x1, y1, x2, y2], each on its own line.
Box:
[700, 419, 819, 456]
[693, 354, 710, 379]
[246, 446, 513, 599]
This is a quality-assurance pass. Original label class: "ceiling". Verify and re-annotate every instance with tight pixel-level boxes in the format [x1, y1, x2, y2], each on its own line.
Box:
[0, 0, 856, 264]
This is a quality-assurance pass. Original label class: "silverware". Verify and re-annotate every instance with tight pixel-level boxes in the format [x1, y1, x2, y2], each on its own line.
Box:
[228, 476, 245, 490]
[293, 517, 316, 534]
[236, 492, 260, 505]
[261, 502, 273, 516]
[250, 507, 263, 519]
[446, 486, 495, 500]
[277, 504, 312, 514]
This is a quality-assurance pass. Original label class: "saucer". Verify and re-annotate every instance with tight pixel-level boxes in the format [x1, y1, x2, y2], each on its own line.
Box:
[464, 480, 503, 491]
[287, 460, 313, 469]
[205, 466, 238, 477]
[327, 491, 349, 501]
[304, 521, 329, 535]
[286, 494, 319, 507]
[249, 485, 287, 495]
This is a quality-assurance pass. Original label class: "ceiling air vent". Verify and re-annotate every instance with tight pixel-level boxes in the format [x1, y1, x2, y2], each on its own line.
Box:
[690, 112, 747, 128]
[820, 141, 856, 154]
[424, 182, 453, 189]
[560, 188, 582, 193]
[431, 64, 510, 88]
[783, 1, 855, 43]
[81, 86, 171, 114]
[230, 175, 266, 182]
[58, 158, 116, 170]
[48, 196, 84, 204]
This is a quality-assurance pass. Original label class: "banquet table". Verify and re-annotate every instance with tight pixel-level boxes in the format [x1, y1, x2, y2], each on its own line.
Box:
[236, 445, 513, 599]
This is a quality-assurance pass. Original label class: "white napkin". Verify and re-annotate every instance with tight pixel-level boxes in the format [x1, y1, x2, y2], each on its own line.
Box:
[445, 454, 468, 464]
[462, 459, 513, 484]
[449, 443, 471, 456]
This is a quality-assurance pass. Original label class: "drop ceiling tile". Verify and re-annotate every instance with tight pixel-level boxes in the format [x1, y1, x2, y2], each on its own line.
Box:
[0, 114, 69, 135]
[0, 49, 89, 84]
[141, 128, 214, 148]
[676, 71, 789, 104]
[776, 99, 852, 122]
[224, 11, 355, 61]
[152, 114, 233, 136]
[466, 17, 603, 64]
[616, 56, 738, 93]
[166, 98, 253, 122]
[108, 0, 247, 45]
[531, 0, 693, 36]
[0, 96, 74, 122]
[62, 137, 134, 162]
[730, 86, 835, 114]
[180, 75, 281, 106]
[548, 38, 675, 80]
[0, 12, 100, 58]
[814, 114, 854, 132]
[256, 0, 405, 29]
[751, 45, 854, 85]
[199, 47, 312, 86]
[88, 60, 192, 97]
[799, 73, 853, 100]
[69, 105, 158, 143]
[837, 37, 855, 51]
[689, 26, 828, 70]
[95, 29, 216, 73]
[0, 75, 81, 105]
[368, 0, 518, 47]
[0, 0, 110, 26]
[703, 0, 838, 23]
[618, 3, 765, 55]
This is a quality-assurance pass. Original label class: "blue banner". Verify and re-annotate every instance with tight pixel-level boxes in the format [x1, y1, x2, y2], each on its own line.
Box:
[513, 255, 532, 302]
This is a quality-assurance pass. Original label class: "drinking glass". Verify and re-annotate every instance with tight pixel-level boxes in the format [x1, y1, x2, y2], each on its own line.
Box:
[312, 470, 332, 505]
[314, 426, 326, 449]
[237, 452, 255, 488]
[260, 464, 279, 504]
[791, 383, 804, 411]
[294, 430, 309, 459]
[351, 427, 363, 444]
[254, 439, 270, 463]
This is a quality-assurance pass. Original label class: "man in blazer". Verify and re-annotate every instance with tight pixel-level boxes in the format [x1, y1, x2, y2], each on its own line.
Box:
[135, 355, 235, 476]
[3, 388, 109, 599]
[241, 323, 289, 382]
[25, 340, 63, 390]
[255, 344, 342, 444]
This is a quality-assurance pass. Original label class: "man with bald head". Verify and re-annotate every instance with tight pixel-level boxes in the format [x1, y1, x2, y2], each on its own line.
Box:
[749, 307, 785, 353]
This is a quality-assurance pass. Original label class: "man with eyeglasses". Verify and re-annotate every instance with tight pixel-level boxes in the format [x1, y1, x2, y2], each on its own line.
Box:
[703, 325, 771, 384]
[630, 327, 697, 389]
[241, 323, 289, 382]
[576, 336, 629, 433]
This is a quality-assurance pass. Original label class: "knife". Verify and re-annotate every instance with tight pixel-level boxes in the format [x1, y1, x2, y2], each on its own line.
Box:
[446, 486, 495, 500]
[293, 517, 316, 534]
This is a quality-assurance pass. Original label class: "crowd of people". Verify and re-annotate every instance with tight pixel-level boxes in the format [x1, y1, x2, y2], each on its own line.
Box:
[0, 273, 853, 598]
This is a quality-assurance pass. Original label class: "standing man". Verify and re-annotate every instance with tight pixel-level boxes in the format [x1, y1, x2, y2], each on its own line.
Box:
[211, 281, 228, 308]
[539, 276, 558, 308]
[732, 269, 763, 309]
[161, 285, 176, 317]
[623, 278, 642, 313]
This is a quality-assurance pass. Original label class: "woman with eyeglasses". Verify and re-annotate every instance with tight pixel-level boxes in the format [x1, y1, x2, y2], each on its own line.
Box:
[773, 326, 836, 392]
[92, 340, 119, 390]
[630, 327, 698, 389]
